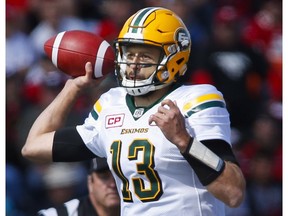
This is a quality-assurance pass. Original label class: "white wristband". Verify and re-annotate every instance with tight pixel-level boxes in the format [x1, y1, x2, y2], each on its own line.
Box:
[188, 138, 224, 172]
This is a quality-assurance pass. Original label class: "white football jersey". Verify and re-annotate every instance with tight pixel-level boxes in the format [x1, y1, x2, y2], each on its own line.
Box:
[76, 84, 231, 216]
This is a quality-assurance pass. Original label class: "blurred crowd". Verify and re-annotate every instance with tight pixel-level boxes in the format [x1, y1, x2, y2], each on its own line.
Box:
[6, 0, 282, 215]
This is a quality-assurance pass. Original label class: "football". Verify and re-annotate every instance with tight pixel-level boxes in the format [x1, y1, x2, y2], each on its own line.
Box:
[44, 30, 115, 78]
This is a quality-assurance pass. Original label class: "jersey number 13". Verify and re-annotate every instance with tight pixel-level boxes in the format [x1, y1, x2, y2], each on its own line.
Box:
[110, 139, 163, 202]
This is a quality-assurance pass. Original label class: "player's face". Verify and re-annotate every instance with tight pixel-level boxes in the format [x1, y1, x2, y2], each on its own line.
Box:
[88, 171, 120, 208]
[122, 45, 162, 81]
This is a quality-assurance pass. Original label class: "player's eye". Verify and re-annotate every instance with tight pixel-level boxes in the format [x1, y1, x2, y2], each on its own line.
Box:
[124, 52, 155, 64]
[125, 52, 136, 60]
[140, 54, 153, 61]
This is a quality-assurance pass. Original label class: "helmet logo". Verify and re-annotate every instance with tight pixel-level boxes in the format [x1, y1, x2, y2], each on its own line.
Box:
[175, 28, 190, 51]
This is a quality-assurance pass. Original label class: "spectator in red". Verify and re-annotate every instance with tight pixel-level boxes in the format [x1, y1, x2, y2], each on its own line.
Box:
[242, 0, 282, 104]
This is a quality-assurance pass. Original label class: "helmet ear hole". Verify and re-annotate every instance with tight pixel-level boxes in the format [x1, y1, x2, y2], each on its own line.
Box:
[176, 58, 184, 65]
[156, 70, 169, 82]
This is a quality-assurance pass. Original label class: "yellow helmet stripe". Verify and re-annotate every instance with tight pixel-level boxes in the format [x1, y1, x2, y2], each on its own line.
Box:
[129, 7, 160, 34]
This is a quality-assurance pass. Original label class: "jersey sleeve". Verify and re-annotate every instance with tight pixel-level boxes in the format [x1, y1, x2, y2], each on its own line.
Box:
[76, 89, 115, 158]
[181, 84, 231, 144]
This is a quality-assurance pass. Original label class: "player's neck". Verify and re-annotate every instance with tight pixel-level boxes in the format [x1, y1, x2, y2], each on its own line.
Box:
[134, 85, 172, 107]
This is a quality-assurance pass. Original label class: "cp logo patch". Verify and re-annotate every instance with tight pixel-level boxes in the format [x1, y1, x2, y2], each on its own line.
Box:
[105, 114, 125, 128]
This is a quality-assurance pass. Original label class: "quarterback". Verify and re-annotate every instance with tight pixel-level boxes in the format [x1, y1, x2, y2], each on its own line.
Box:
[22, 7, 246, 215]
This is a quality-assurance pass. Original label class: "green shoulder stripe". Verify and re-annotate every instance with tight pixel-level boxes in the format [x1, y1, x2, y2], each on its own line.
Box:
[91, 109, 99, 120]
[184, 100, 226, 118]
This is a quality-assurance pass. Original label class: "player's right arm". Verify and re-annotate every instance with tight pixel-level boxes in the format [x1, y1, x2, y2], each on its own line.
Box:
[22, 62, 99, 162]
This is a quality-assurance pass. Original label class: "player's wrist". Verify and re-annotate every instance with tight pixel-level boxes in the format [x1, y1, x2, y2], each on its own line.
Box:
[178, 135, 192, 153]
[182, 137, 226, 186]
[184, 137, 225, 172]
[65, 79, 85, 94]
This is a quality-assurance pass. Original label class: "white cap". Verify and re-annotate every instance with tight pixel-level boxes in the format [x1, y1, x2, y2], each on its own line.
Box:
[43, 163, 84, 189]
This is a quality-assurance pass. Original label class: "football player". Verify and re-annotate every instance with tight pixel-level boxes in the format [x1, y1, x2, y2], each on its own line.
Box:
[22, 7, 246, 215]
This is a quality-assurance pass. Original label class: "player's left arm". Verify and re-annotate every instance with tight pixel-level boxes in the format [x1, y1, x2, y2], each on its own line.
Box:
[149, 99, 246, 208]
[206, 158, 246, 208]
[183, 138, 246, 208]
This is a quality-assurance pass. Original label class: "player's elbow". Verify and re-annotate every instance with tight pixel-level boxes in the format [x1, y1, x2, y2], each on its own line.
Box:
[21, 143, 35, 160]
[21, 141, 51, 162]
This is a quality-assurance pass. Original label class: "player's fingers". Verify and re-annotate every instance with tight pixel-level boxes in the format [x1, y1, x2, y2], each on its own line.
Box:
[148, 114, 154, 125]
[149, 112, 169, 128]
[161, 99, 174, 107]
[85, 62, 94, 78]
[157, 106, 168, 115]
[158, 102, 179, 118]
[162, 99, 180, 111]
[149, 113, 163, 125]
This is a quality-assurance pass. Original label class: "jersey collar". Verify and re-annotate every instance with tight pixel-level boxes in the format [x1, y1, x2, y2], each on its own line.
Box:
[125, 84, 181, 120]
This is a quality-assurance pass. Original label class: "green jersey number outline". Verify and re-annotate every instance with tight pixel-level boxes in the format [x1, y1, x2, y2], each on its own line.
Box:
[110, 139, 163, 202]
